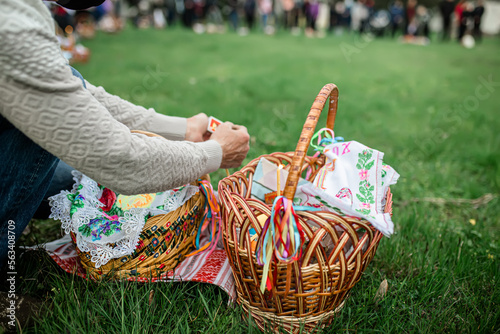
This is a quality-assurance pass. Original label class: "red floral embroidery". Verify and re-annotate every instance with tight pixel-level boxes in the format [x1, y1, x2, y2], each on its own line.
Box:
[99, 188, 116, 212]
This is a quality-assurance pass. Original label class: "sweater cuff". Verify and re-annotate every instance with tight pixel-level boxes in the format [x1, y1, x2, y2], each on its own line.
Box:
[198, 140, 223, 175]
[147, 113, 187, 141]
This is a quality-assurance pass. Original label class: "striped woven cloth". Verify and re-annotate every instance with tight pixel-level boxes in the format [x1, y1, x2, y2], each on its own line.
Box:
[33, 232, 236, 300]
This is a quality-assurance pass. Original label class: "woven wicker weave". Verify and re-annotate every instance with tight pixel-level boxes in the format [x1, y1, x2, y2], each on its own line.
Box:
[218, 84, 393, 333]
[72, 130, 207, 280]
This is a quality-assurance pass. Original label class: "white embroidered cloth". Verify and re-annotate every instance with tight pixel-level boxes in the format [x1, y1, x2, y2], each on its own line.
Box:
[298, 141, 399, 236]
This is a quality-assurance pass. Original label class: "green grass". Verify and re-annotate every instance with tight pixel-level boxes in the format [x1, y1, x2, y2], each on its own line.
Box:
[3, 26, 500, 333]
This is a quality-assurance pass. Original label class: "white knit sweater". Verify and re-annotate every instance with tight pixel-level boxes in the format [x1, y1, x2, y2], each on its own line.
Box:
[0, 0, 223, 195]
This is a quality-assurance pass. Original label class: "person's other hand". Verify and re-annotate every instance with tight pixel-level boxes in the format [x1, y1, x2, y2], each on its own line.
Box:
[211, 122, 250, 168]
[185, 113, 211, 142]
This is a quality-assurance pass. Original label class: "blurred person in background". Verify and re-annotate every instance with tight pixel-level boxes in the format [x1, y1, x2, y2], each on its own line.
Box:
[328, 0, 337, 33]
[332, 0, 351, 34]
[350, 0, 369, 33]
[359, 0, 371, 34]
[244, 0, 256, 30]
[304, 0, 319, 36]
[205, 0, 225, 33]
[151, 0, 168, 29]
[258, 0, 273, 30]
[439, 0, 455, 40]
[124, 0, 141, 27]
[282, 0, 295, 30]
[404, 0, 417, 35]
[0, 0, 250, 268]
[472, 0, 484, 42]
[455, 0, 473, 42]
[365, 0, 375, 16]
[226, 0, 240, 31]
[130, 0, 153, 28]
[290, 0, 303, 34]
[389, 0, 404, 37]
[414, 4, 429, 37]
[182, 0, 196, 27]
[96, 1, 124, 32]
[50, 3, 76, 34]
[105, 0, 125, 32]
[193, 0, 205, 25]
[454, 0, 466, 40]
[367, 8, 392, 37]
[165, 0, 177, 26]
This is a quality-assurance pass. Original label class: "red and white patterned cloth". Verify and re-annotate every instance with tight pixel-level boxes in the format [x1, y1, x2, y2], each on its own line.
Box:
[37, 234, 237, 300]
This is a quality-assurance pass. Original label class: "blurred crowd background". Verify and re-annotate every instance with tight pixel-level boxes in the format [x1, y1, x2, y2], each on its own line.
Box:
[47, 0, 500, 64]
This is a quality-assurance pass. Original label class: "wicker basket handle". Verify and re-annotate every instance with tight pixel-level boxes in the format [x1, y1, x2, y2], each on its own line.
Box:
[282, 83, 339, 200]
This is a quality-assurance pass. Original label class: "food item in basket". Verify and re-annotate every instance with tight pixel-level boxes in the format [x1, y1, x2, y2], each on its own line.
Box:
[249, 214, 268, 252]
[250, 158, 309, 202]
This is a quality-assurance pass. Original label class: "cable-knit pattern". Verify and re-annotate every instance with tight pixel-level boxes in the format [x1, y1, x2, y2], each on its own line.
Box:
[85, 82, 187, 141]
[0, 0, 222, 195]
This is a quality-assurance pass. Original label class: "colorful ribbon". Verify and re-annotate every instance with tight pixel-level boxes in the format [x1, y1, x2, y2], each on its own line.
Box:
[306, 128, 344, 180]
[255, 196, 305, 293]
[310, 127, 344, 153]
[253, 129, 346, 293]
[186, 179, 221, 258]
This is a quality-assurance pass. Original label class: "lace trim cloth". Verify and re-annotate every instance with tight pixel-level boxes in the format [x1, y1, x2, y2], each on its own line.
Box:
[49, 171, 199, 268]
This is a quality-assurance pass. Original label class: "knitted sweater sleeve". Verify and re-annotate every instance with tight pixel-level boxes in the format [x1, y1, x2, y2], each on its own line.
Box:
[85, 81, 188, 141]
[0, 1, 222, 195]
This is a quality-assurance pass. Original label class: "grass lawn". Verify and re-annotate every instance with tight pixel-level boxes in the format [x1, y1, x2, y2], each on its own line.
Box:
[3, 26, 499, 333]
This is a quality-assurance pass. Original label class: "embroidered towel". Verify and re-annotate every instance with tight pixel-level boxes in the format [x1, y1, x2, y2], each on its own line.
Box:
[305, 141, 399, 236]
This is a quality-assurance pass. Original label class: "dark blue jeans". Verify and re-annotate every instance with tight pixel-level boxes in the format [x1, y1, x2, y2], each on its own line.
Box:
[0, 116, 59, 268]
[0, 67, 84, 268]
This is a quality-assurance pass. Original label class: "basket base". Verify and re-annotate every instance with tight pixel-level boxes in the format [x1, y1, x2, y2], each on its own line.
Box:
[240, 298, 345, 334]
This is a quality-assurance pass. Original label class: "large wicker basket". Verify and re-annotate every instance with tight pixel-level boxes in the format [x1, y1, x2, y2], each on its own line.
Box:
[71, 130, 208, 281]
[218, 84, 393, 333]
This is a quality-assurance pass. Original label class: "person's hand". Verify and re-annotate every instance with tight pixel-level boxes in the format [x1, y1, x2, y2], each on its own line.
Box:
[211, 122, 250, 168]
[185, 113, 211, 142]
